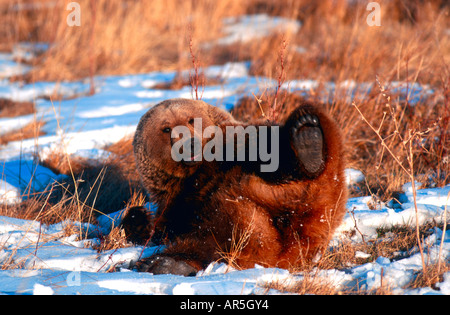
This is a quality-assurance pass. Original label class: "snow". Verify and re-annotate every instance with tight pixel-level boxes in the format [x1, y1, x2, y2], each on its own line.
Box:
[0, 160, 66, 204]
[0, 53, 31, 79]
[345, 168, 365, 185]
[339, 184, 449, 242]
[0, 216, 293, 295]
[219, 14, 301, 44]
[0, 115, 36, 135]
[0, 179, 21, 204]
[0, 15, 449, 295]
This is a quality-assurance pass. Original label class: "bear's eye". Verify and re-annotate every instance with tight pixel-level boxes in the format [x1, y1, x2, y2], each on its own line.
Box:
[162, 127, 171, 133]
[188, 118, 195, 125]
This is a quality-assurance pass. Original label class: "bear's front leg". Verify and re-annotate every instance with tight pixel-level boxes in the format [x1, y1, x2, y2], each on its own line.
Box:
[120, 206, 153, 245]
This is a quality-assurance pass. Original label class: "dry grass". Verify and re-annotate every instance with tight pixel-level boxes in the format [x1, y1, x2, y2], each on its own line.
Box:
[0, 99, 35, 118]
[318, 223, 444, 270]
[409, 262, 450, 290]
[94, 226, 130, 252]
[214, 211, 257, 270]
[40, 137, 144, 218]
[1, 0, 247, 82]
[0, 133, 144, 226]
[263, 273, 342, 295]
[0, 181, 94, 227]
[0, 120, 45, 145]
[0, 98, 44, 145]
[1, 0, 448, 85]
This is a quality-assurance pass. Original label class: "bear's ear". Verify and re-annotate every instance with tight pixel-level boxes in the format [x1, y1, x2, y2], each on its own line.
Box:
[207, 106, 237, 125]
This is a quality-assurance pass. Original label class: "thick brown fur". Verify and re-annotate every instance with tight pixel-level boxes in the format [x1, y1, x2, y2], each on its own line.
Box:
[130, 98, 347, 275]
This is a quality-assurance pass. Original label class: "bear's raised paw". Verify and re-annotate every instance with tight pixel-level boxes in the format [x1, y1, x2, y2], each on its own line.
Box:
[290, 113, 325, 177]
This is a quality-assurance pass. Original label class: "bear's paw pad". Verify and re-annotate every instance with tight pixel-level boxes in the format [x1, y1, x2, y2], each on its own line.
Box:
[291, 114, 324, 175]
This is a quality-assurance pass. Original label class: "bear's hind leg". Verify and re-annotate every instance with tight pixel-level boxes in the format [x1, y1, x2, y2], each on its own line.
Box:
[290, 112, 325, 177]
[133, 255, 198, 276]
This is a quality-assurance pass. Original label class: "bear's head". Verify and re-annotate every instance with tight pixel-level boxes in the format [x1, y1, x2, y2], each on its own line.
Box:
[133, 98, 237, 180]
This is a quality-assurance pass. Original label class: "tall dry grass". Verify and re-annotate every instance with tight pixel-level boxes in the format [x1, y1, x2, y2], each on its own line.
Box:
[1, 0, 247, 81]
[1, 0, 448, 84]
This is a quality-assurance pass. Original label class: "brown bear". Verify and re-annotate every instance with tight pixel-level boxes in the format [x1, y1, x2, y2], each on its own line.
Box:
[129, 98, 347, 276]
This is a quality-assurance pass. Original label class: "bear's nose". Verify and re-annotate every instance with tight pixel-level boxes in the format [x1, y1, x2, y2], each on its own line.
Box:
[181, 137, 202, 163]
[183, 137, 201, 154]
